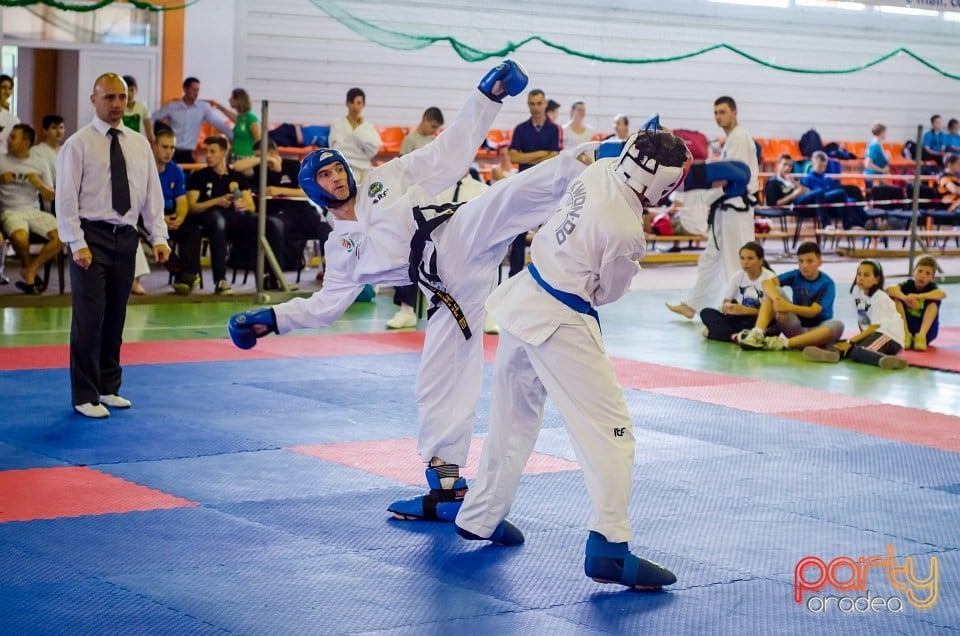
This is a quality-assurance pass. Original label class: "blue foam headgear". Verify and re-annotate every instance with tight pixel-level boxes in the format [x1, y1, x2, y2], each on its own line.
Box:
[298, 148, 357, 208]
[597, 139, 626, 159]
[640, 113, 661, 131]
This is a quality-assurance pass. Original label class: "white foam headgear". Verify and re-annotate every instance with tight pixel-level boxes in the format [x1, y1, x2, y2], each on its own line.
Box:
[614, 130, 690, 206]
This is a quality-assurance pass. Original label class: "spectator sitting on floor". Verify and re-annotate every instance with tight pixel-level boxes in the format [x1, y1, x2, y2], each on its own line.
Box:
[738, 241, 844, 352]
[700, 241, 776, 343]
[886, 255, 946, 352]
[0, 123, 62, 294]
[803, 260, 907, 370]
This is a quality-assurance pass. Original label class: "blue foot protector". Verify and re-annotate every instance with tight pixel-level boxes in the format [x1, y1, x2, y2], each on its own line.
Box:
[388, 466, 467, 521]
[455, 519, 525, 546]
[584, 531, 676, 590]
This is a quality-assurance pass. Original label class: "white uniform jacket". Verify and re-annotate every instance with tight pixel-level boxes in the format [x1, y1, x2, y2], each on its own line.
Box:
[487, 158, 646, 345]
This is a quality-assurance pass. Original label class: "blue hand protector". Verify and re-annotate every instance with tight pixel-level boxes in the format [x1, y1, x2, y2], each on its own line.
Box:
[228, 308, 278, 350]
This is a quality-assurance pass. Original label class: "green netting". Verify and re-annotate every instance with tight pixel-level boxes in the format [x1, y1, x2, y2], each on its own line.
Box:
[309, 0, 960, 81]
[0, 0, 194, 11]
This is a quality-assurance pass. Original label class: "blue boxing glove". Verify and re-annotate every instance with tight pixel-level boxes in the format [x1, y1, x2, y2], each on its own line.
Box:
[683, 160, 750, 197]
[477, 59, 528, 103]
[228, 308, 278, 350]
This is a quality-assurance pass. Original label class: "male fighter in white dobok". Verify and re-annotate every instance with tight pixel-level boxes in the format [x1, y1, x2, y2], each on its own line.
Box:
[454, 128, 690, 591]
[227, 60, 596, 522]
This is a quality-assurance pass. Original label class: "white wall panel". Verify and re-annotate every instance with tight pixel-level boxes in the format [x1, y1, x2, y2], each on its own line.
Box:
[229, 0, 960, 145]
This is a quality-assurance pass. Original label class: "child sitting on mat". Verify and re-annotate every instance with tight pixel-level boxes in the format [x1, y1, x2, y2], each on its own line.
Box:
[700, 241, 776, 343]
[886, 256, 946, 352]
[803, 260, 908, 369]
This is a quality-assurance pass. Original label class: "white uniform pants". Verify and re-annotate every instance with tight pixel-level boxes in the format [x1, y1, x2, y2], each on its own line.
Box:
[133, 242, 150, 279]
[414, 155, 584, 466]
[456, 324, 636, 544]
[682, 207, 755, 312]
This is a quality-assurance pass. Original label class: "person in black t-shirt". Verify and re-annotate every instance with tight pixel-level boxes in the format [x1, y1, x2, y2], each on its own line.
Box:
[186, 135, 255, 293]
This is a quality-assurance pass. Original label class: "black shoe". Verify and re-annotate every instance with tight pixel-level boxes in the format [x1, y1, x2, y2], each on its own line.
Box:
[263, 274, 280, 291]
[15, 280, 42, 295]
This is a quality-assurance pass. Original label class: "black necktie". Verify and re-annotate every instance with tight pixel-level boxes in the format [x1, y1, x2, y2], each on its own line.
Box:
[107, 128, 131, 214]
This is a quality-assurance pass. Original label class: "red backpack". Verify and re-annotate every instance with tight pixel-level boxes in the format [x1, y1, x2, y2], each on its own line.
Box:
[673, 129, 709, 160]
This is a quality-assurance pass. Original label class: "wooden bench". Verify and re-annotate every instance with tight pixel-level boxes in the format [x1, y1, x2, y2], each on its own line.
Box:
[639, 231, 792, 265]
[816, 229, 960, 256]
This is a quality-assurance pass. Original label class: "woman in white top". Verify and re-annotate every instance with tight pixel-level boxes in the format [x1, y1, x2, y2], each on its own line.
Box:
[562, 100, 594, 149]
[328, 87, 382, 182]
[700, 241, 776, 343]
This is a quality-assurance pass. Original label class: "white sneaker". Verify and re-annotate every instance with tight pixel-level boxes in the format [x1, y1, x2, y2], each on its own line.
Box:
[484, 314, 500, 335]
[74, 402, 110, 418]
[738, 329, 765, 350]
[215, 279, 233, 295]
[99, 394, 132, 409]
[385, 307, 417, 329]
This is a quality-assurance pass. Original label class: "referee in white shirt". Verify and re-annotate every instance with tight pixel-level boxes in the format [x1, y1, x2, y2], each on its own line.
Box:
[56, 73, 170, 419]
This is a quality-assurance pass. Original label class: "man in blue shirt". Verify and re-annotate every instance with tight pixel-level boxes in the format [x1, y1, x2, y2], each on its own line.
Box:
[801, 151, 861, 228]
[152, 77, 232, 164]
[153, 129, 200, 293]
[922, 114, 945, 166]
[506, 89, 561, 276]
[739, 241, 844, 351]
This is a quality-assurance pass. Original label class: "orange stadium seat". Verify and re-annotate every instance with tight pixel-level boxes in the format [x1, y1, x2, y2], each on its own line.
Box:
[377, 126, 407, 156]
[844, 141, 866, 159]
[762, 138, 802, 163]
[486, 129, 511, 146]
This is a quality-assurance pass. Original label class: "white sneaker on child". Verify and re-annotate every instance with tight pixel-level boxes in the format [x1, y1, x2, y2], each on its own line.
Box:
[386, 306, 417, 330]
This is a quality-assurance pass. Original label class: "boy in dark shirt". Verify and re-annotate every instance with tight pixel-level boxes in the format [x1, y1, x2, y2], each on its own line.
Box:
[887, 256, 946, 351]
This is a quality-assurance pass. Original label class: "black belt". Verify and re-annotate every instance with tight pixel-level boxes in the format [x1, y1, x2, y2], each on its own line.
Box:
[80, 219, 135, 234]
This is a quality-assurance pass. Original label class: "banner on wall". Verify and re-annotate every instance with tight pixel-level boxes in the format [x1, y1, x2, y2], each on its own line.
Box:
[859, 0, 960, 12]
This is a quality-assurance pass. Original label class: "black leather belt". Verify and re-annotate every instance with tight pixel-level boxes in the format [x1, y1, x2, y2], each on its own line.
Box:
[81, 219, 134, 233]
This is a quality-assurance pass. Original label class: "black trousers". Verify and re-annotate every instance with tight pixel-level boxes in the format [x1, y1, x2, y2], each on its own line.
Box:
[179, 209, 228, 283]
[69, 220, 139, 406]
[508, 232, 527, 277]
[393, 283, 418, 307]
[173, 149, 196, 165]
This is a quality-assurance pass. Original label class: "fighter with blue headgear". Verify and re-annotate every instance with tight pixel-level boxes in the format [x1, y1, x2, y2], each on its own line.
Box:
[228, 60, 598, 524]
[298, 148, 358, 210]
